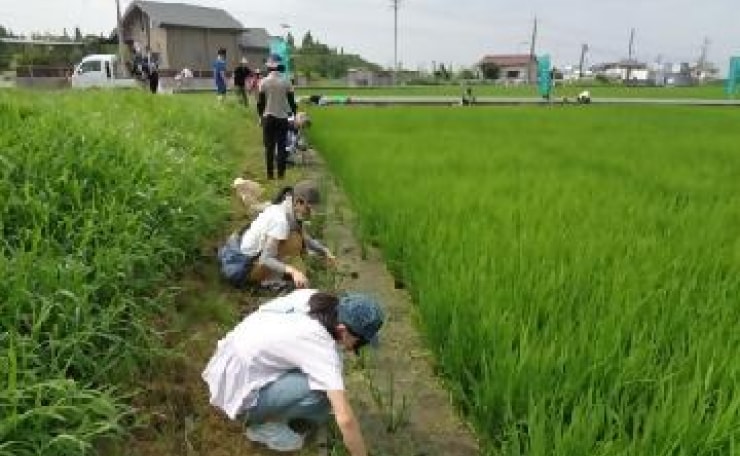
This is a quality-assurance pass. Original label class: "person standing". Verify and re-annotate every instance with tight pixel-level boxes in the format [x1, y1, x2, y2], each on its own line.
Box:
[202, 288, 383, 454]
[213, 47, 228, 103]
[144, 47, 159, 94]
[248, 68, 262, 101]
[257, 54, 297, 180]
[233, 57, 253, 106]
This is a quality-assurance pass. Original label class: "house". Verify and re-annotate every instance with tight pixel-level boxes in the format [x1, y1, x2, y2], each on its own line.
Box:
[121, 0, 244, 70]
[478, 54, 537, 83]
[591, 60, 649, 84]
[347, 68, 393, 86]
[239, 28, 271, 68]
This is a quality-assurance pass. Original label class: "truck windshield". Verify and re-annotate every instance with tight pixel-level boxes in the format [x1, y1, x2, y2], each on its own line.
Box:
[80, 60, 102, 73]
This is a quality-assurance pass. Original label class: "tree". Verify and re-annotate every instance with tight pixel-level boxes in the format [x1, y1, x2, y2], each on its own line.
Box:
[481, 63, 500, 80]
[285, 32, 295, 49]
[434, 63, 451, 80]
[301, 31, 314, 49]
[0, 25, 10, 70]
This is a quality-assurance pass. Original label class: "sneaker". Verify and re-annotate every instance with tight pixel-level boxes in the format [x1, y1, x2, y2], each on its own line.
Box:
[245, 422, 304, 452]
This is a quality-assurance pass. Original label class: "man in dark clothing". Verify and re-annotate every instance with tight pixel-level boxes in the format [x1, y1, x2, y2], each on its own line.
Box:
[257, 54, 297, 180]
[234, 57, 253, 106]
[144, 48, 159, 94]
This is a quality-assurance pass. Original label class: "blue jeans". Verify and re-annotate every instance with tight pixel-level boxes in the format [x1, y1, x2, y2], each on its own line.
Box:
[245, 371, 331, 425]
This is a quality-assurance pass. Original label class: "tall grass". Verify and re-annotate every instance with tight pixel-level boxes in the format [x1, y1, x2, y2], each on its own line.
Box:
[309, 105, 740, 455]
[0, 91, 237, 455]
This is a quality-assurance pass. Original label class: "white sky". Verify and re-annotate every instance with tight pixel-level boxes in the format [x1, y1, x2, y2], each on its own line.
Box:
[1, 0, 738, 73]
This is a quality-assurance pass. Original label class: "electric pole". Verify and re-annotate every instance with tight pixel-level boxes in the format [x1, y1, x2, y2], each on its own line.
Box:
[391, 0, 401, 85]
[115, 0, 127, 76]
[626, 27, 635, 81]
[578, 43, 589, 79]
[698, 36, 710, 69]
[528, 16, 538, 84]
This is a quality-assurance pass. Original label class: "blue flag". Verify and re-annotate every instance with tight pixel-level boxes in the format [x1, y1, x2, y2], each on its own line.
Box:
[727, 57, 740, 97]
[270, 37, 292, 80]
[537, 55, 552, 98]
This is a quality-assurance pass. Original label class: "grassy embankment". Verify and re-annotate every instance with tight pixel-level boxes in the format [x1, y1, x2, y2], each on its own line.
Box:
[0, 90, 257, 455]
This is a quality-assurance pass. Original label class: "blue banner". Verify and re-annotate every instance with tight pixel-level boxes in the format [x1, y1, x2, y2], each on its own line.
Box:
[727, 57, 740, 97]
[269, 37, 292, 80]
[537, 55, 552, 98]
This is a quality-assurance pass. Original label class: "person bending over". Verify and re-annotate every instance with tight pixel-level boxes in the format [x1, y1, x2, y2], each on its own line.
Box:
[202, 289, 383, 455]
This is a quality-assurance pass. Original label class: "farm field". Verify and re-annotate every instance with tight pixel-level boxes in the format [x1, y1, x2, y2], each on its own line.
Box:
[297, 83, 732, 99]
[308, 105, 740, 455]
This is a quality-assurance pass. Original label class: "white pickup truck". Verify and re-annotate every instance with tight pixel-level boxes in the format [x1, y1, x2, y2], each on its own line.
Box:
[70, 54, 140, 89]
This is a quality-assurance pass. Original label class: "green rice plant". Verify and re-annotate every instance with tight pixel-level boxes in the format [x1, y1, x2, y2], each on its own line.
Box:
[309, 105, 740, 455]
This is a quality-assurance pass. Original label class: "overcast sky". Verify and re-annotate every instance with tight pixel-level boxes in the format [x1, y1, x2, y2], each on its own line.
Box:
[1, 0, 738, 72]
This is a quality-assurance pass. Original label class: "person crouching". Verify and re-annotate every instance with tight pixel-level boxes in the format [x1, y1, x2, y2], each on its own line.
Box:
[202, 289, 383, 454]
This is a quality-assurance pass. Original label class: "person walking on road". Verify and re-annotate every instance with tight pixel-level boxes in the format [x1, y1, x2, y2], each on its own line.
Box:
[257, 54, 297, 180]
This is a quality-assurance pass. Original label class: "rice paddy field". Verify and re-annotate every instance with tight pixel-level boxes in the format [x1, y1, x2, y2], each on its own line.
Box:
[0, 91, 240, 455]
[297, 83, 732, 99]
[309, 105, 740, 455]
[3, 87, 739, 456]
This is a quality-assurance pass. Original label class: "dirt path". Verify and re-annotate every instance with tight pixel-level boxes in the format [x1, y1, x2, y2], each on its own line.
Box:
[323, 166, 480, 455]
[121, 136, 479, 455]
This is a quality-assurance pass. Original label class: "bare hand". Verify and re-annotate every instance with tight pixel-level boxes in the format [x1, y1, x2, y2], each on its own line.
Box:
[287, 266, 308, 288]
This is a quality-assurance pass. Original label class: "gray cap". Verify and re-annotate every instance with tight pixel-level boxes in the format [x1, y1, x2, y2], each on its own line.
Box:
[293, 180, 321, 205]
[337, 293, 384, 347]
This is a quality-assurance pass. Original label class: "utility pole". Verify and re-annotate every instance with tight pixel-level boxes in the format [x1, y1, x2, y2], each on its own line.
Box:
[697, 36, 710, 83]
[578, 43, 589, 79]
[626, 27, 635, 81]
[528, 16, 538, 84]
[391, 0, 401, 85]
[698, 36, 710, 69]
[115, 0, 127, 76]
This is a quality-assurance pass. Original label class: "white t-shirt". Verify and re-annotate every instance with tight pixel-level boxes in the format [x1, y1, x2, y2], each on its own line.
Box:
[201, 289, 344, 419]
[240, 201, 291, 257]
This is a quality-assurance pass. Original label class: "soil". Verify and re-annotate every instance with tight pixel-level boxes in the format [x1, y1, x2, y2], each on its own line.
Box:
[121, 146, 480, 456]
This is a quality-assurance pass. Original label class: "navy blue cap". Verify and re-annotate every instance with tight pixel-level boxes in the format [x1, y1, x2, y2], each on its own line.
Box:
[337, 293, 384, 348]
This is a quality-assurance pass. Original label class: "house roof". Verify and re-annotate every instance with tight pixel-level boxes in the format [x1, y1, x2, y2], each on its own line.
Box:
[124, 1, 244, 30]
[240, 28, 271, 49]
[479, 54, 535, 67]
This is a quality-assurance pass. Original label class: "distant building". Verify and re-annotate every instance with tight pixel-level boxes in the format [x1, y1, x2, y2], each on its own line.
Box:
[347, 68, 393, 86]
[121, 0, 244, 70]
[478, 54, 537, 83]
[559, 64, 594, 81]
[239, 28, 271, 68]
[591, 60, 649, 84]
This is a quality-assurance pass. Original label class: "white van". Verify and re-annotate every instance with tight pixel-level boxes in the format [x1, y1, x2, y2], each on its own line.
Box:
[70, 54, 140, 89]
